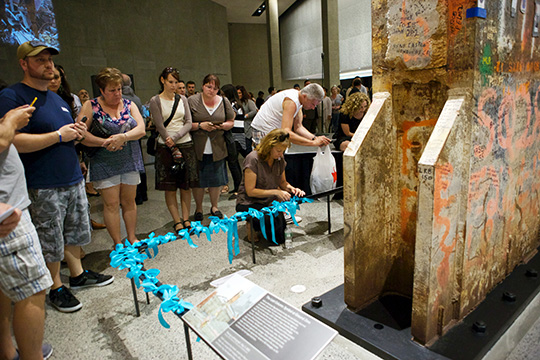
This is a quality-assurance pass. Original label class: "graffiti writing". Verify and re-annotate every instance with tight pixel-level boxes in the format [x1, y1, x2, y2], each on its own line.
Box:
[385, 0, 439, 68]
[494, 61, 540, 73]
[462, 82, 540, 312]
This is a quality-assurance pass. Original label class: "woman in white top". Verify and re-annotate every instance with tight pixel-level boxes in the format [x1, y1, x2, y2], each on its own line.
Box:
[149, 67, 198, 233]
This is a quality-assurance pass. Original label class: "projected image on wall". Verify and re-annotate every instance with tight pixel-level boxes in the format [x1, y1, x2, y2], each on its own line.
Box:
[0, 0, 59, 48]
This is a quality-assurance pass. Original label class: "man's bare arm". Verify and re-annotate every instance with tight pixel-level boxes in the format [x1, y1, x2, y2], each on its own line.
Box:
[0, 106, 34, 153]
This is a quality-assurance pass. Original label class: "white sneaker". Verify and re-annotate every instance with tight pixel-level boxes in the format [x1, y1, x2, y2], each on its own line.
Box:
[285, 213, 302, 224]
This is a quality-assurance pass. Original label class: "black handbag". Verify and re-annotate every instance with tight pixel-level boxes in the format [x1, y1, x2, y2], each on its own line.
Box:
[83, 118, 112, 158]
[147, 94, 180, 156]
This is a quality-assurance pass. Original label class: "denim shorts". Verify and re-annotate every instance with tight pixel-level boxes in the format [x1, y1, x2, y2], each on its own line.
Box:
[0, 210, 53, 301]
[93, 171, 141, 190]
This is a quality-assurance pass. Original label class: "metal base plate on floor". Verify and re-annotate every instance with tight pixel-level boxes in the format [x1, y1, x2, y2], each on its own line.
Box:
[302, 249, 540, 360]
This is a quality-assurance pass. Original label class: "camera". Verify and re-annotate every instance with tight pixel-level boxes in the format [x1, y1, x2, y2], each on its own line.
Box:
[171, 161, 185, 176]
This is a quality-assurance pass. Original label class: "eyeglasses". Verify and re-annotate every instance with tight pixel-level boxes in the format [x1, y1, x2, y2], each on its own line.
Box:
[278, 132, 290, 142]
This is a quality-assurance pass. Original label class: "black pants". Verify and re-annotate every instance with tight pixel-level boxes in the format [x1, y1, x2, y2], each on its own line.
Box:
[236, 203, 286, 244]
[225, 131, 242, 192]
[236, 138, 252, 159]
[136, 139, 148, 202]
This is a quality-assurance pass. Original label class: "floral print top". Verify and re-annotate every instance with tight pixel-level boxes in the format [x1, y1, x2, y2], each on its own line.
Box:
[88, 98, 144, 181]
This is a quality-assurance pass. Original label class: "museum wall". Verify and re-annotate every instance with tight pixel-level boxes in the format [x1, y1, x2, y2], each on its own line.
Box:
[1, 0, 232, 103]
[228, 23, 270, 97]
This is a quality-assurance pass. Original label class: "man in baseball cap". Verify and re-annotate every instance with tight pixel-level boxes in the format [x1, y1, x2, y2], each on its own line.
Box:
[16, 40, 59, 59]
[0, 41, 114, 317]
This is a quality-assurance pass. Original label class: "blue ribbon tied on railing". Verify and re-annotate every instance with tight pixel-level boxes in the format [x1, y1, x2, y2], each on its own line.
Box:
[110, 196, 312, 328]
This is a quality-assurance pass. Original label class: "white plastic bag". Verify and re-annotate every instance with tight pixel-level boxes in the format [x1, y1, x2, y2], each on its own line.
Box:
[310, 145, 337, 195]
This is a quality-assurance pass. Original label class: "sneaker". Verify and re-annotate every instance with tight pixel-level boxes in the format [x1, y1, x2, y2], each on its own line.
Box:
[13, 343, 53, 360]
[284, 213, 302, 224]
[69, 269, 114, 289]
[49, 286, 82, 313]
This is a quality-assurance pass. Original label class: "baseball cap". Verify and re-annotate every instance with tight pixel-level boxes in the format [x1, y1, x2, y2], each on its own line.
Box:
[17, 40, 59, 60]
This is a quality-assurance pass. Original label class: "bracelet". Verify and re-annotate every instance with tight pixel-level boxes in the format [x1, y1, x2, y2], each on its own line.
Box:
[198, 122, 202, 130]
[56, 130, 62, 143]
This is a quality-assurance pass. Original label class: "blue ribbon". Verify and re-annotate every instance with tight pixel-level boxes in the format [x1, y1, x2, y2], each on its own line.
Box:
[157, 284, 180, 328]
[110, 197, 311, 328]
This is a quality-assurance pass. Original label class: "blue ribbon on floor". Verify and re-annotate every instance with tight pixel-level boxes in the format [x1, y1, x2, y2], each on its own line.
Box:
[110, 196, 311, 328]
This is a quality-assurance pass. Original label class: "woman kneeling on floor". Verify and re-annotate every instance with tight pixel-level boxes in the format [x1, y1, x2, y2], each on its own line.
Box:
[236, 129, 305, 244]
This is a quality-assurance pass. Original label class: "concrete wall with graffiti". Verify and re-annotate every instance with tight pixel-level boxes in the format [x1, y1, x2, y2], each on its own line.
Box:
[413, 91, 472, 345]
[462, 0, 540, 316]
[345, 0, 540, 346]
[357, 0, 451, 309]
[411, 0, 540, 345]
[410, 0, 540, 345]
[343, 92, 397, 309]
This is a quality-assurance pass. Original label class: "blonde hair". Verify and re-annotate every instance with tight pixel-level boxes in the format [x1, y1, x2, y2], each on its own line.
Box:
[256, 129, 291, 162]
[95, 67, 123, 90]
[340, 92, 371, 116]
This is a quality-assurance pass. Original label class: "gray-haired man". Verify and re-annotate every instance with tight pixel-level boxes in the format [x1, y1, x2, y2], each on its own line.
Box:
[251, 83, 331, 147]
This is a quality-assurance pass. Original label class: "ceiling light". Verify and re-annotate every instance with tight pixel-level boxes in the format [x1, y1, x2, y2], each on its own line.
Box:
[252, 2, 266, 16]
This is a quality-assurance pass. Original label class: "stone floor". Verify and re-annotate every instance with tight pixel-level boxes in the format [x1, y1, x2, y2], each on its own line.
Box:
[39, 165, 540, 360]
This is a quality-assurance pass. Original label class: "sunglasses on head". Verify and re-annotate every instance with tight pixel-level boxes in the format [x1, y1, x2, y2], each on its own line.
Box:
[278, 132, 290, 142]
[165, 67, 179, 73]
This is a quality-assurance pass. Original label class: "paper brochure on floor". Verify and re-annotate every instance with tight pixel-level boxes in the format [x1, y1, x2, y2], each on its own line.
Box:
[182, 275, 337, 360]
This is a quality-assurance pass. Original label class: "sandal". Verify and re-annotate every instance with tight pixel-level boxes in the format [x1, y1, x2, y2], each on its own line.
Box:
[221, 185, 229, 194]
[173, 221, 183, 233]
[183, 220, 192, 231]
[210, 208, 224, 219]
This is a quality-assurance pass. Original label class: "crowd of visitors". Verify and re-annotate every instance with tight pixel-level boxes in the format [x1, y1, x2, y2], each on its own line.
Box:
[0, 40, 371, 358]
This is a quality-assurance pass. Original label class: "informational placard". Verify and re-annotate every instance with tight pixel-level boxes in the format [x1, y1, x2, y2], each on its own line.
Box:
[182, 275, 337, 360]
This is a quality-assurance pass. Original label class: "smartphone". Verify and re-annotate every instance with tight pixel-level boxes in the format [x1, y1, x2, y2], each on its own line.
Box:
[0, 199, 24, 224]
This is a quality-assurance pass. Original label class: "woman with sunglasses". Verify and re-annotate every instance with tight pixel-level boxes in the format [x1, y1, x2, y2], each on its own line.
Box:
[148, 67, 198, 233]
[236, 129, 305, 244]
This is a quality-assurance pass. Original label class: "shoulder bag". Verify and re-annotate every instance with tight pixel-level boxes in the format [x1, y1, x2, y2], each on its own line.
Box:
[147, 94, 180, 156]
